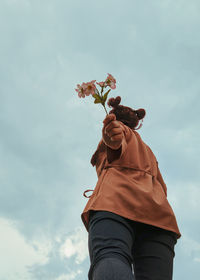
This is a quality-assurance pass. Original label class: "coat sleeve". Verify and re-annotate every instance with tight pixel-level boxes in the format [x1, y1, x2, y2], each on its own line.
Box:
[106, 123, 131, 164]
[90, 139, 105, 167]
[156, 161, 167, 197]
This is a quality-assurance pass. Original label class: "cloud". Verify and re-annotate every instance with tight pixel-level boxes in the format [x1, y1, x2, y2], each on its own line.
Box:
[55, 270, 82, 280]
[59, 226, 88, 265]
[26, 227, 87, 279]
[180, 234, 200, 260]
[0, 217, 50, 279]
[0, 0, 200, 278]
[166, 181, 200, 248]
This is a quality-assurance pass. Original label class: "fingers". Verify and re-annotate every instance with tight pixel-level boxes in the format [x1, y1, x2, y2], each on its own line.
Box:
[103, 115, 118, 132]
[110, 132, 123, 141]
[102, 114, 124, 143]
[103, 113, 116, 126]
[106, 127, 122, 138]
[105, 122, 120, 134]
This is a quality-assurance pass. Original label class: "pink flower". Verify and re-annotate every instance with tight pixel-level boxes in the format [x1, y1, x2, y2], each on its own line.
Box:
[75, 82, 88, 98]
[96, 81, 105, 87]
[84, 80, 97, 96]
[105, 73, 116, 89]
[75, 74, 116, 116]
[75, 80, 97, 98]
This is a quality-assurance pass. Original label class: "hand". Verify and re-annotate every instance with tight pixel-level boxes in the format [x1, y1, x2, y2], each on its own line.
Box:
[102, 113, 124, 150]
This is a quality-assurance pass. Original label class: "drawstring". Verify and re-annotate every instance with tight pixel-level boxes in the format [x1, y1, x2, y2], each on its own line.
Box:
[83, 189, 94, 198]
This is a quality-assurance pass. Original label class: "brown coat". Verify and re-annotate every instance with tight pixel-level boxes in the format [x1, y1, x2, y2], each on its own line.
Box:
[81, 121, 181, 239]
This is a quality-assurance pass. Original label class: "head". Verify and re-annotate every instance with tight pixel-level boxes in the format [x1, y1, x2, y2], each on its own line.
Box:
[107, 96, 146, 130]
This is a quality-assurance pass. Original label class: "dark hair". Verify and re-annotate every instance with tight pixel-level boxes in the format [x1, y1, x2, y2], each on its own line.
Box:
[107, 96, 146, 130]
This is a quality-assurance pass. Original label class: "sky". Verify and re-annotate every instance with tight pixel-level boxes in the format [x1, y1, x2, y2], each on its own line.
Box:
[0, 0, 200, 279]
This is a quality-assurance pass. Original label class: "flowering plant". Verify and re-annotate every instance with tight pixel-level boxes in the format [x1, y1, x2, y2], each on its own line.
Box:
[75, 73, 116, 116]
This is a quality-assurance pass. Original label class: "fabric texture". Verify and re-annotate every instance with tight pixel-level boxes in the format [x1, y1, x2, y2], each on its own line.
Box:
[88, 210, 177, 280]
[92, 258, 134, 280]
[81, 121, 181, 239]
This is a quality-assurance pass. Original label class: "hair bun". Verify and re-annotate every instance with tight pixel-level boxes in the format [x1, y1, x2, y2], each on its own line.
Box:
[106, 95, 146, 130]
[135, 109, 146, 120]
[107, 96, 121, 109]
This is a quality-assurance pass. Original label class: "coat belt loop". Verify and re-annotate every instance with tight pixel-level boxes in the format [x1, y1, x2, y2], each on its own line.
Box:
[83, 189, 94, 198]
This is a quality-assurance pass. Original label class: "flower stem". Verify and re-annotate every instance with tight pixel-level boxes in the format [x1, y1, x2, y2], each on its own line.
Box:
[102, 103, 108, 116]
[97, 86, 108, 115]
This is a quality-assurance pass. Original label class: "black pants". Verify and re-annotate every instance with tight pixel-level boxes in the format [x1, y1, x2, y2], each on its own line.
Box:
[88, 210, 177, 280]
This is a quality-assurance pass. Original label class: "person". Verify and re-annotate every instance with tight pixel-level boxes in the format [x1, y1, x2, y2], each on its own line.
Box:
[81, 96, 181, 280]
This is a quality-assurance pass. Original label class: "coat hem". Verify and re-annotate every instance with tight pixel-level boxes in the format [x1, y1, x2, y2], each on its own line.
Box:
[81, 207, 181, 239]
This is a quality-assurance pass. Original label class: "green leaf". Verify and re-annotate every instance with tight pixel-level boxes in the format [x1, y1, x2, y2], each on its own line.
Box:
[103, 89, 111, 102]
[94, 98, 102, 104]
[92, 93, 102, 104]
[92, 94, 100, 100]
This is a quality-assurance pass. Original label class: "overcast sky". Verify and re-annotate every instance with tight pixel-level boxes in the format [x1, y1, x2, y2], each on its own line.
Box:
[0, 0, 200, 279]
